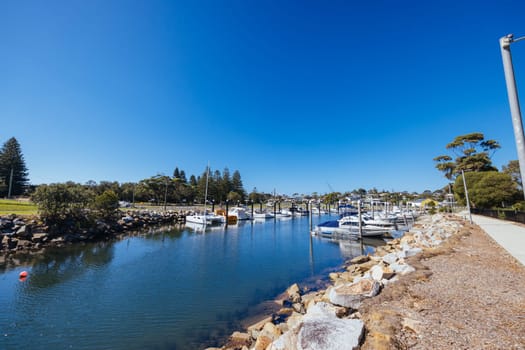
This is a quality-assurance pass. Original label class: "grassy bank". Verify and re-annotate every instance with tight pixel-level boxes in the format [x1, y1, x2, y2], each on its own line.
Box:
[0, 199, 38, 216]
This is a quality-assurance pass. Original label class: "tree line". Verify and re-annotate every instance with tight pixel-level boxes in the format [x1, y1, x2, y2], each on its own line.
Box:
[434, 132, 522, 209]
[4, 132, 525, 215]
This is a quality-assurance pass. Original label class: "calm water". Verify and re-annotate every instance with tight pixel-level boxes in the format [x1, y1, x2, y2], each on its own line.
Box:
[0, 215, 385, 350]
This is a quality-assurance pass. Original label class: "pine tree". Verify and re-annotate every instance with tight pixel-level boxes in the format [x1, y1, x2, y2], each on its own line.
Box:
[231, 170, 246, 199]
[0, 137, 29, 197]
[179, 170, 187, 183]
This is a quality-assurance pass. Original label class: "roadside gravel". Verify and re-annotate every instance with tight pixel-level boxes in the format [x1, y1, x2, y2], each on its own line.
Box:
[360, 218, 525, 349]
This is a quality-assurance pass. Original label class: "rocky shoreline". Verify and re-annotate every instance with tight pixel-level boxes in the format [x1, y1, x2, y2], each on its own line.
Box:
[0, 210, 189, 268]
[208, 214, 463, 350]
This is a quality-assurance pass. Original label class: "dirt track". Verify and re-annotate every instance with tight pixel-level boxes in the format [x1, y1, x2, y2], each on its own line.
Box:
[359, 218, 525, 349]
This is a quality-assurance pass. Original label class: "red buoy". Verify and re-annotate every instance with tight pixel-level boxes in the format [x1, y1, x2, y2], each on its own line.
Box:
[19, 271, 28, 278]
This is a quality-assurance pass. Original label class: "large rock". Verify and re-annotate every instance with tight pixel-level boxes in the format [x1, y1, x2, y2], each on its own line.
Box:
[329, 278, 381, 309]
[370, 264, 395, 281]
[224, 331, 252, 349]
[350, 255, 369, 264]
[31, 233, 48, 243]
[286, 283, 302, 303]
[389, 262, 416, 275]
[248, 321, 281, 350]
[16, 225, 33, 239]
[381, 252, 399, 265]
[271, 302, 364, 350]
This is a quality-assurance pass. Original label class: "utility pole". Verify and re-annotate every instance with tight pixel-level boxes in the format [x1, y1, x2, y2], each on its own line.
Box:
[7, 168, 13, 199]
[163, 177, 168, 212]
[500, 34, 525, 199]
[461, 170, 473, 224]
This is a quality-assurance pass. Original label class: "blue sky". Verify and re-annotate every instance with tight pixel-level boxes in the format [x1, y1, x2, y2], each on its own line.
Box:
[1, 0, 525, 195]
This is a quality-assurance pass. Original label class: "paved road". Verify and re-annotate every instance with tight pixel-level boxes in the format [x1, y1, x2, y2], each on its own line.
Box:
[470, 214, 525, 266]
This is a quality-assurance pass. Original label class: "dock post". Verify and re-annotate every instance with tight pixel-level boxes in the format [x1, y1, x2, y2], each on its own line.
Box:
[225, 200, 229, 228]
[309, 201, 313, 231]
[358, 200, 363, 240]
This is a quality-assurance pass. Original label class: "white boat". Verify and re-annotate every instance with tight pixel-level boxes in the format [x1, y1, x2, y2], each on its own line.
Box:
[252, 211, 274, 219]
[228, 207, 251, 220]
[185, 220, 225, 232]
[312, 216, 391, 238]
[311, 207, 327, 215]
[185, 212, 225, 225]
[361, 214, 396, 228]
[276, 209, 292, 218]
[185, 163, 225, 226]
[290, 207, 309, 216]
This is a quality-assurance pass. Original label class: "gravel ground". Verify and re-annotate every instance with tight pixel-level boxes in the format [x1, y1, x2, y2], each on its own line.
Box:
[359, 218, 525, 350]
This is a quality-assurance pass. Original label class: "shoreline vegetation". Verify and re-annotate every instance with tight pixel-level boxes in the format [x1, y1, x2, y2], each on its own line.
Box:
[0, 200, 299, 269]
[0, 205, 198, 269]
[206, 213, 525, 350]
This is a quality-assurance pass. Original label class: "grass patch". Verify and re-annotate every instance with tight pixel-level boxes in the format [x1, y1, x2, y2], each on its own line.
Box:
[0, 199, 38, 216]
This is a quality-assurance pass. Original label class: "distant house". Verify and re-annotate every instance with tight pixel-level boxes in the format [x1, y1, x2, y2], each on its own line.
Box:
[408, 198, 425, 208]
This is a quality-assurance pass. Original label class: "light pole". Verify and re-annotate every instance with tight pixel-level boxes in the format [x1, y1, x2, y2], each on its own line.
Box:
[500, 33, 525, 199]
[461, 170, 473, 224]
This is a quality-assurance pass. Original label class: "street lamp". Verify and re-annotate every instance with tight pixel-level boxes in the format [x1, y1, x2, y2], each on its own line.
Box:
[500, 33, 525, 199]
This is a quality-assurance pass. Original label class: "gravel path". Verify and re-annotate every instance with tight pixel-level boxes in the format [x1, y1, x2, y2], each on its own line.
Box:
[359, 218, 525, 349]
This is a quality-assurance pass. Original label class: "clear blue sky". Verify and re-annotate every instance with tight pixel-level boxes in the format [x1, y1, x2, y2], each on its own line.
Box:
[1, 0, 525, 195]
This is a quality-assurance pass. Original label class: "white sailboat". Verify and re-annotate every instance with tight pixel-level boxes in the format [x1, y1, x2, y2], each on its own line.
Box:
[185, 164, 224, 226]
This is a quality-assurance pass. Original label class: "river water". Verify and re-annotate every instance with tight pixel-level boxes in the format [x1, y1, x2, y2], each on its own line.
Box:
[0, 215, 388, 350]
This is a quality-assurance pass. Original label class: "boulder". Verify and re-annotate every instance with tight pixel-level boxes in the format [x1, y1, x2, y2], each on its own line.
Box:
[271, 302, 364, 350]
[6, 237, 19, 250]
[31, 233, 48, 243]
[224, 331, 252, 349]
[286, 283, 301, 302]
[382, 252, 399, 265]
[370, 264, 395, 281]
[247, 316, 273, 333]
[389, 262, 416, 275]
[350, 255, 369, 264]
[329, 278, 381, 309]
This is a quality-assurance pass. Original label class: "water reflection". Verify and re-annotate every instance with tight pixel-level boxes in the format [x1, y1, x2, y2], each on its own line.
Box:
[24, 242, 115, 290]
[1, 215, 401, 350]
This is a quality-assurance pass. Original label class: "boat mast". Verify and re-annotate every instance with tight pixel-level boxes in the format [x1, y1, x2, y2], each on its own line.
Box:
[204, 162, 210, 214]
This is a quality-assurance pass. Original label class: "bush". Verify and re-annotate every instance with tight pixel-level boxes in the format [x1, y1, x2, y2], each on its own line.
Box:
[93, 190, 119, 219]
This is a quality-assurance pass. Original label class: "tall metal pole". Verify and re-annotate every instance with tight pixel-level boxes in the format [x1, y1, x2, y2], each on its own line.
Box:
[500, 34, 525, 199]
[357, 200, 363, 240]
[7, 168, 13, 199]
[163, 178, 168, 212]
[461, 170, 473, 224]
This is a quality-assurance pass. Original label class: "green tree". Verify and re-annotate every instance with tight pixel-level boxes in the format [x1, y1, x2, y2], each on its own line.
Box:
[0, 137, 29, 197]
[189, 175, 197, 187]
[248, 187, 265, 203]
[93, 190, 119, 219]
[179, 170, 187, 183]
[502, 160, 522, 190]
[231, 170, 246, 200]
[32, 182, 94, 222]
[434, 133, 500, 180]
[454, 171, 518, 209]
[173, 167, 181, 179]
[227, 191, 242, 203]
[323, 192, 341, 205]
[220, 167, 232, 202]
